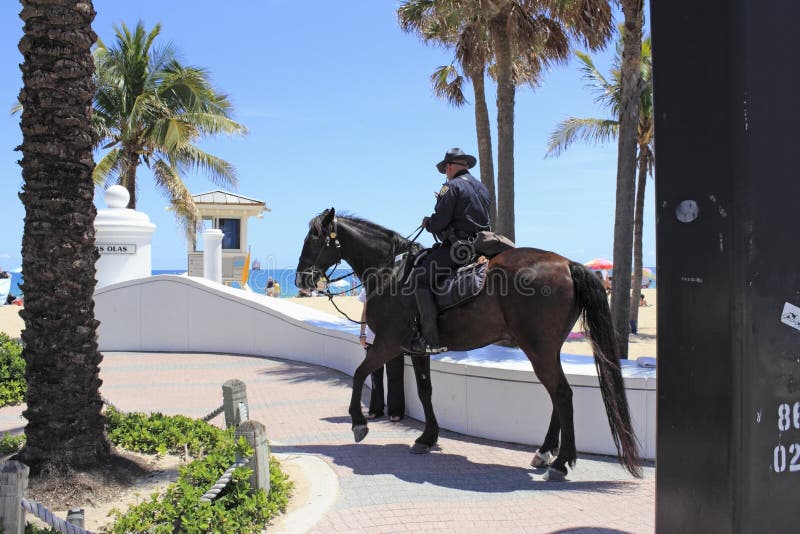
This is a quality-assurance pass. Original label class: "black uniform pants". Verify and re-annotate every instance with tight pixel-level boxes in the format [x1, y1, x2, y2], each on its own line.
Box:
[415, 242, 467, 295]
[369, 354, 405, 417]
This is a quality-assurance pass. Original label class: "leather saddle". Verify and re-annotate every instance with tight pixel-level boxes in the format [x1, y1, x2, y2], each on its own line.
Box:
[393, 230, 515, 312]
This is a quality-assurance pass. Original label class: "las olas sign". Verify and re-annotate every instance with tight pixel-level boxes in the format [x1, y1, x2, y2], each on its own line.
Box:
[96, 243, 136, 254]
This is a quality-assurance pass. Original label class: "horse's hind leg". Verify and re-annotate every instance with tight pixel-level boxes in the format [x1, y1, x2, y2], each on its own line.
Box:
[531, 410, 560, 468]
[519, 341, 576, 480]
[410, 355, 439, 454]
[543, 371, 576, 480]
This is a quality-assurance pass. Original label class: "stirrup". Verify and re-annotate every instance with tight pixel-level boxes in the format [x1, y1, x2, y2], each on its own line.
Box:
[400, 334, 427, 355]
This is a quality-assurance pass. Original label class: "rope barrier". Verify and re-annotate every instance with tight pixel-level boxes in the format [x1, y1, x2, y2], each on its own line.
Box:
[202, 404, 225, 422]
[101, 397, 119, 412]
[199, 456, 251, 503]
[20, 498, 93, 534]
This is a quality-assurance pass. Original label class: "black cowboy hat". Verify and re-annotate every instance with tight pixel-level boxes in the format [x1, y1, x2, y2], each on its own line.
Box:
[435, 148, 477, 174]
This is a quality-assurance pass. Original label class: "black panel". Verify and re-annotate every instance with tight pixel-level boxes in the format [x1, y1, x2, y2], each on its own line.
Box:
[652, 1, 800, 532]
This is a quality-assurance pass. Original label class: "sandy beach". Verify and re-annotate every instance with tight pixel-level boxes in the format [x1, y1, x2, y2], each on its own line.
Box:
[0, 288, 657, 358]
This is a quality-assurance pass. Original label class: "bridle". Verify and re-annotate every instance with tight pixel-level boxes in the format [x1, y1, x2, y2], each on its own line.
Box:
[298, 214, 425, 323]
[299, 216, 347, 287]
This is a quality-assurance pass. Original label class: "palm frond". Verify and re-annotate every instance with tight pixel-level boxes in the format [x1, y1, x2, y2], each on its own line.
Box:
[574, 50, 617, 112]
[152, 158, 201, 235]
[545, 117, 619, 158]
[168, 144, 238, 189]
[430, 65, 467, 107]
[551, 0, 614, 51]
[93, 147, 123, 185]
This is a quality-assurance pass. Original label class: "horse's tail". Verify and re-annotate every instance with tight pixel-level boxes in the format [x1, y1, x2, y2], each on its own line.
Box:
[569, 262, 643, 478]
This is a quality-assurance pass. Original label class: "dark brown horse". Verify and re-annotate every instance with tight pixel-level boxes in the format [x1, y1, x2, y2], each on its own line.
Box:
[295, 208, 641, 479]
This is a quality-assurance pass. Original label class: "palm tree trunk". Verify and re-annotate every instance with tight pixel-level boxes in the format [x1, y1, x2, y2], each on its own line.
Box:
[629, 146, 648, 329]
[121, 149, 139, 209]
[17, 0, 110, 471]
[470, 69, 498, 228]
[491, 11, 516, 241]
[610, 0, 644, 359]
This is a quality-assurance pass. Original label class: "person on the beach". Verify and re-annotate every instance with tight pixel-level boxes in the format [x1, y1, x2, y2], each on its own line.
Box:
[0, 267, 9, 279]
[266, 277, 275, 297]
[402, 148, 491, 355]
[359, 287, 404, 421]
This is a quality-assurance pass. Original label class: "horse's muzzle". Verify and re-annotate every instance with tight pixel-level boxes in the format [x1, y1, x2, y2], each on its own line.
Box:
[295, 270, 317, 289]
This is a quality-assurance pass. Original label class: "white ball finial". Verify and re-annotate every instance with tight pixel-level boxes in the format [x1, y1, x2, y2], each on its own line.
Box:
[104, 185, 130, 209]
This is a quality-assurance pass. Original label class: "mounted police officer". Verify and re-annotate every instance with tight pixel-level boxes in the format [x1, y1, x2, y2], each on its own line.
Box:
[402, 148, 491, 355]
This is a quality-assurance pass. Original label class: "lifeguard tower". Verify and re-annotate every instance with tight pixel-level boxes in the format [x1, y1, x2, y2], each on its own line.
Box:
[187, 190, 269, 286]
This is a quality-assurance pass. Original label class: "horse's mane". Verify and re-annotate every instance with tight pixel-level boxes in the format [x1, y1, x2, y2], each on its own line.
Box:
[309, 211, 416, 253]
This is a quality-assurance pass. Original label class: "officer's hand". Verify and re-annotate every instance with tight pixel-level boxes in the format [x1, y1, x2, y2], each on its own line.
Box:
[421, 216, 430, 229]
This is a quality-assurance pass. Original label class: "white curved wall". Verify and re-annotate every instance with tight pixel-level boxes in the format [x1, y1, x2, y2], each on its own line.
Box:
[95, 275, 656, 459]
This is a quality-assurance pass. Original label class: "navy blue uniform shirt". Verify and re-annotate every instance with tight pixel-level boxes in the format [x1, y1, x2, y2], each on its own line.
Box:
[426, 170, 491, 241]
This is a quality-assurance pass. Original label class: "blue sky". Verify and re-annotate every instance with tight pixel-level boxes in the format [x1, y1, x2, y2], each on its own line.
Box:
[0, 1, 654, 271]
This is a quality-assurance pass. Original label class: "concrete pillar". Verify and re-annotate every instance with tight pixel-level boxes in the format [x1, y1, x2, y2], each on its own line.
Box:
[94, 185, 156, 289]
[203, 229, 224, 284]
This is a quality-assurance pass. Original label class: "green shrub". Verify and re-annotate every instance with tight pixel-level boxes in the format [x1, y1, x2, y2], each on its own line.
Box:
[0, 431, 25, 454]
[105, 409, 293, 533]
[25, 524, 59, 533]
[0, 332, 25, 407]
[105, 405, 228, 458]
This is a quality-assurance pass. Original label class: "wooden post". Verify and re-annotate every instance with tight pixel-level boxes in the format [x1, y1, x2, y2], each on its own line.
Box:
[222, 379, 248, 428]
[0, 461, 29, 534]
[66, 508, 84, 528]
[235, 420, 270, 494]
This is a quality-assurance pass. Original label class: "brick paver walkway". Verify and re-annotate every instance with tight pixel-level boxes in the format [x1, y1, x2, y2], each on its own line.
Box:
[1, 352, 655, 533]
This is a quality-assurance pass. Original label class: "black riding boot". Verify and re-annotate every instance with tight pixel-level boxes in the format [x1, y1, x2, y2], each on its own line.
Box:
[401, 288, 448, 356]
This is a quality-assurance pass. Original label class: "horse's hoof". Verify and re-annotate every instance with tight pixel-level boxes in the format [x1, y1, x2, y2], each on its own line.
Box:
[353, 424, 369, 443]
[410, 442, 432, 454]
[543, 466, 568, 481]
[530, 449, 556, 468]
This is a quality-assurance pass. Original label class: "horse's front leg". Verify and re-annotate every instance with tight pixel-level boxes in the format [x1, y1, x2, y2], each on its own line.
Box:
[410, 355, 439, 454]
[348, 365, 370, 442]
[349, 340, 400, 443]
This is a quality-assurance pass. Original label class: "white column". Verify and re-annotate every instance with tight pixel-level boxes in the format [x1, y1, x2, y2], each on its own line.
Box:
[203, 229, 224, 284]
[94, 185, 156, 289]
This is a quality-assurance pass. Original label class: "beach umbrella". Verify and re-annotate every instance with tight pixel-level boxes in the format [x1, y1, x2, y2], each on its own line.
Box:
[639, 267, 656, 279]
[584, 258, 613, 270]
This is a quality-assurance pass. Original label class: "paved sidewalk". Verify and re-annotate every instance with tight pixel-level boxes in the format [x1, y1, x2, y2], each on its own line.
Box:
[1, 352, 655, 533]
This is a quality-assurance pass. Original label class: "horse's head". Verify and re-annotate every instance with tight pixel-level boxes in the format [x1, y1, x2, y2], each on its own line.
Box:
[295, 207, 342, 290]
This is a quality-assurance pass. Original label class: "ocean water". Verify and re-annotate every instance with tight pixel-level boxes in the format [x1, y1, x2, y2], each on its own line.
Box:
[6, 268, 358, 300]
[240, 268, 358, 297]
[7, 266, 653, 299]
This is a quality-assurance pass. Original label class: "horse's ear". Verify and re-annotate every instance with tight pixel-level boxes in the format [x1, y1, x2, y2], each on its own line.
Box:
[322, 207, 335, 228]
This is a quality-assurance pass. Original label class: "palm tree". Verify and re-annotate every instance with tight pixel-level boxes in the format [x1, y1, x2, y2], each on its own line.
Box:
[17, 0, 110, 470]
[609, 0, 644, 358]
[546, 33, 654, 338]
[486, 0, 614, 241]
[399, 1, 613, 242]
[92, 21, 247, 235]
[398, 1, 498, 228]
